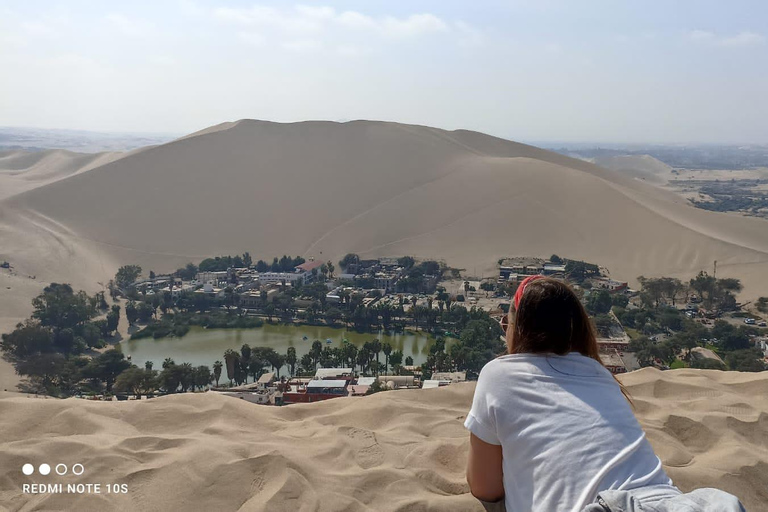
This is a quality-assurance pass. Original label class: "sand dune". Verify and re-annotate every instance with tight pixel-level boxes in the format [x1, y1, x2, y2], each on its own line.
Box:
[0, 368, 763, 511]
[2, 120, 768, 302]
[592, 154, 675, 185]
[0, 149, 126, 201]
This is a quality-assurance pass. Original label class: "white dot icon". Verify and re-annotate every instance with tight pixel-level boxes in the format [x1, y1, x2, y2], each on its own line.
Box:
[22, 464, 34, 476]
[72, 463, 84, 476]
[39, 464, 51, 476]
[55, 464, 68, 476]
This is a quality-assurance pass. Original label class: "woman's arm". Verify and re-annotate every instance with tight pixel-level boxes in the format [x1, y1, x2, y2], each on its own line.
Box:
[466, 433, 505, 502]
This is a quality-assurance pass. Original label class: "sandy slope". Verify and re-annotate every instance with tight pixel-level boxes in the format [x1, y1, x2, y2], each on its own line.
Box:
[2, 120, 768, 299]
[0, 368, 763, 511]
[0, 149, 127, 201]
[592, 155, 674, 185]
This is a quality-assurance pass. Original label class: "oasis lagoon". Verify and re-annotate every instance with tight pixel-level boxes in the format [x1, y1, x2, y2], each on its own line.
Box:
[120, 323, 454, 371]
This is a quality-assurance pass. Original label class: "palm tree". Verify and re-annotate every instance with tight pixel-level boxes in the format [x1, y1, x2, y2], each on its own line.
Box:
[310, 340, 323, 369]
[162, 357, 175, 369]
[273, 354, 286, 378]
[357, 349, 369, 374]
[223, 349, 239, 384]
[371, 339, 382, 376]
[382, 342, 392, 375]
[286, 346, 297, 376]
[145, 360, 154, 371]
[213, 360, 223, 386]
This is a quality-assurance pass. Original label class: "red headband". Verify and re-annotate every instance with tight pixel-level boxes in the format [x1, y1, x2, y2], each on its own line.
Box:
[514, 275, 545, 310]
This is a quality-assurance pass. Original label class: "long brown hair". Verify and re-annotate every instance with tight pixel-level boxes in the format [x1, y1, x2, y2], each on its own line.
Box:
[507, 277, 631, 401]
[508, 277, 600, 360]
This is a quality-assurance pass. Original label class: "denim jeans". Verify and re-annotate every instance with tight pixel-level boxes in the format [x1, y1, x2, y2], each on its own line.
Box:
[580, 484, 747, 512]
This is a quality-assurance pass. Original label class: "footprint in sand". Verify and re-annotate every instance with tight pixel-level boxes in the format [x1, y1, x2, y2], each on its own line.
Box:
[347, 428, 385, 469]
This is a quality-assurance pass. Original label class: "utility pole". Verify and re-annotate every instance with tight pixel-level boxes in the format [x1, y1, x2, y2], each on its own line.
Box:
[713, 260, 717, 279]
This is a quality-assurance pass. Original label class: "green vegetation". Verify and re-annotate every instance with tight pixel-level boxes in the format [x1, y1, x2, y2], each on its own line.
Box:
[131, 312, 264, 340]
[621, 275, 765, 372]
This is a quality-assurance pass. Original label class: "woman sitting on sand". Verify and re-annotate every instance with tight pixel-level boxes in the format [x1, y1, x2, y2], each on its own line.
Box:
[465, 276, 745, 512]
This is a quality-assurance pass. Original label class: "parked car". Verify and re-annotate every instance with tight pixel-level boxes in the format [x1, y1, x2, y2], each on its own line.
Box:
[745, 318, 756, 325]
[759, 321, 767, 327]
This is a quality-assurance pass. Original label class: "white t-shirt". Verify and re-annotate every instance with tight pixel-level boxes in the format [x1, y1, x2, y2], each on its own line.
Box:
[465, 352, 671, 512]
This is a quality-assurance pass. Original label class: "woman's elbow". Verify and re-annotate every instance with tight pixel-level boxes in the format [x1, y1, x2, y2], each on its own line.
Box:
[467, 476, 505, 503]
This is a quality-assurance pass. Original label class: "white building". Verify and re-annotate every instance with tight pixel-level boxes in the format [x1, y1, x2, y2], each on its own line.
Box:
[259, 272, 304, 285]
[196, 271, 228, 285]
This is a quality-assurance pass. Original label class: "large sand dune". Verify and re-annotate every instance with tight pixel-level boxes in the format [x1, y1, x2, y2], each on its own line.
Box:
[0, 368, 764, 511]
[2, 120, 768, 303]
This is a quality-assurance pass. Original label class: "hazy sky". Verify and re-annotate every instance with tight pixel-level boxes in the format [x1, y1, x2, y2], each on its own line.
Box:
[2, 1, 766, 144]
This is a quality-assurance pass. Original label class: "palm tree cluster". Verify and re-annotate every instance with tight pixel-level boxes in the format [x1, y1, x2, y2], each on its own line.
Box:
[113, 357, 213, 396]
[221, 343, 290, 385]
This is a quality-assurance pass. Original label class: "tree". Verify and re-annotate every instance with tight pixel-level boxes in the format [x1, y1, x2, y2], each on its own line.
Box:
[325, 307, 342, 327]
[310, 340, 323, 369]
[126, 301, 139, 325]
[757, 297, 768, 314]
[83, 349, 131, 392]
[1, 321, 55, 359]
[382, 342, 393, 375]
[213, 360, 223, 386]
[371, 339, 382, 375]
[286, 346, 297, 376]
[194, 365, 212, 390]
[405, 355, 414, 367]
[115, 265, 142, 291]
[389, 350, 403, 375]
[106, 305, 120, 335]
[299, 353, 314, 374]
[338, 253, 359, 271]
[176, 263, 198, 280]
[241, 344, 252, 363]
[158, 362, 181, 393]
[725, 349, 766, 372]
[587, 290, 613, 315]
[264, 303, 276, 323]
[326, 261, 335, 279]
[549, 254, 563, 264]
[272, 354, 287, 378]
[32, 283, 97, 332]
[178, 363, 195, 392]
[136, 302, 155, 323]
[114, 367, 157, 396]
[224, 349, 239, 384]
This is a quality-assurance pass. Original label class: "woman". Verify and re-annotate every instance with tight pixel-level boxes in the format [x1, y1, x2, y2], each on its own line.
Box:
[464, 276, 681, 511]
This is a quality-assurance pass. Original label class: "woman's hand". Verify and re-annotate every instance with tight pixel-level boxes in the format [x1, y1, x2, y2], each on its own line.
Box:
[466, 433, 505, 502]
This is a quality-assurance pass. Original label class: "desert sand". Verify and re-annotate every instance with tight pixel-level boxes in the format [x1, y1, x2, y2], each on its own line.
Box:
[0, 367, 764, 511]
[2, 121, 768, 311]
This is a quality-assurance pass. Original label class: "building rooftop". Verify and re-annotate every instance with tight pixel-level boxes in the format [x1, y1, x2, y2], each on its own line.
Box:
[296, 260, 325, 273]
[307, 380, 348, 389]
[257, 372, 276, 384]
[315, 368, 353, 379]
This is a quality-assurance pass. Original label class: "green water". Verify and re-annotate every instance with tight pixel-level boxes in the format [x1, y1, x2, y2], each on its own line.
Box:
[120, 323, 447, 371]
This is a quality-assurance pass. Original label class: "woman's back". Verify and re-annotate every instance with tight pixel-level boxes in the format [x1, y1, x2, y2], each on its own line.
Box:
[466, 352, 671, 512]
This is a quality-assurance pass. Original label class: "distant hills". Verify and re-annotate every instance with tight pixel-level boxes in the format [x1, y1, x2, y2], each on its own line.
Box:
[0, 126, 176, 153]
